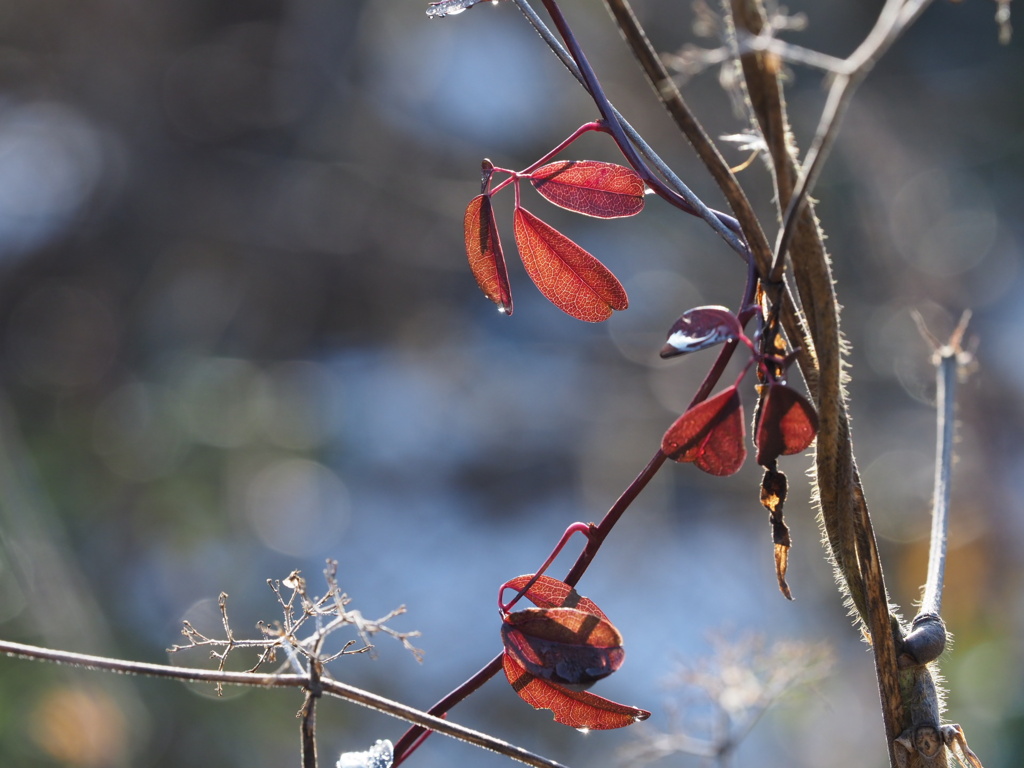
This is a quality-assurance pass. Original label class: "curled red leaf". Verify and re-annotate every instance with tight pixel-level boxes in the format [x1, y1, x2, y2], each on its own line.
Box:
[529, 160, 645, 219]
[661, 385, 746, 476]
[754, 383, 818, 467]
[502, 607, 625, 688]
[464, 194, 513, 314]
[500, 574, 607, 618]
[502, 653, 650, 730]
[513, 207, 628, 322]
[660, 306, 743, 358]
[498, 574, 649, 729]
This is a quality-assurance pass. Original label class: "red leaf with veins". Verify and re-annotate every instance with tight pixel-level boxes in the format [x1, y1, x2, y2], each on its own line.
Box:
[529, 160, 645, 219]
[501, 574, 606, 618]
[502, 653, 650, 730]
[755, 383, 818, 466]
[464, 194, 513, 315]
[502, 607, 625, 688]
[499, 574, 649, 729]
[513, 207, 628, 322]
[661, 385, 746, 476]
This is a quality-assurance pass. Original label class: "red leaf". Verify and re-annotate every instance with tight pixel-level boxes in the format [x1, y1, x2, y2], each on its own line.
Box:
[502, 654, 650, 730]
[755, 383, 818, 466]
[500, 574, 607, 618]
[513, 207, 628, 322]
[502, 607, 625, 687]
[660, 306, 743, 358]
[464, 194, 513, 314]
[661, 386, 746, 476]
[529, 160, 645, 219]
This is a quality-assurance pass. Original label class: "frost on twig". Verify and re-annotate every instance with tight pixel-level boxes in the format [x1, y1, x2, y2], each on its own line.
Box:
[619, 634, 831, 767]
[338, 739, 394, 768]
[168, 560, 423, 694]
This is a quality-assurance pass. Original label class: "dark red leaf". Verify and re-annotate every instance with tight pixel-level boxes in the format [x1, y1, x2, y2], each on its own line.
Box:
[500, 574, 607, 618]
[513, 207, 628, 322]
[464, 194, 513, 314]
[501, 607, 625, 687]
[529, 160, 645, 219]
[754, 383, 818, 466]
[661, 386, 746, 476]
[502, 654, 650, 730]
[660, 306, 743, 358]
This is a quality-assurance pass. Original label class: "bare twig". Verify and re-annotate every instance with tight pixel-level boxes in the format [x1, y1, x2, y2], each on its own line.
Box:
[919, 312, 972, 618]
[621, 636, 833, 768]
[895, 311, 983, 768]
[301, 684, 320, 768]
[899, 311, 973, 671]
[0, 638, 570, 768]
[772, 0, 936, 279]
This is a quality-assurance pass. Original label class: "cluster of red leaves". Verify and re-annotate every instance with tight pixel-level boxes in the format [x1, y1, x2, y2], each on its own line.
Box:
[499, 574, 650, 730]
[658, 306, 819, 476]
[465, 160, 644, 322]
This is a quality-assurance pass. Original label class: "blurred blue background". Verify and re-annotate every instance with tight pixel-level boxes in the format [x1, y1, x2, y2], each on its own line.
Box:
[0, 1, 1021, 767]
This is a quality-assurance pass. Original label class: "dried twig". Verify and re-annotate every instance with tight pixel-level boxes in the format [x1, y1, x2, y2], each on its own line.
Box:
[894, 312, 983, 768]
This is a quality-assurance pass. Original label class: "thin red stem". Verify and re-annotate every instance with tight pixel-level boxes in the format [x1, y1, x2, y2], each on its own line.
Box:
[537, 0, 750, 248]
[499, 522, 594, 614]
[488, 121, 606, 198]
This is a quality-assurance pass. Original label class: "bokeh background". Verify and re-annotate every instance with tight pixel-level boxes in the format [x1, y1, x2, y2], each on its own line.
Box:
[0, 1, 1020, 766]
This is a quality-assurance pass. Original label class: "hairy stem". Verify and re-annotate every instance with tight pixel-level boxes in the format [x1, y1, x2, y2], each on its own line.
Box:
[920, 314, 970, 618]
[729, 2, 930, 763]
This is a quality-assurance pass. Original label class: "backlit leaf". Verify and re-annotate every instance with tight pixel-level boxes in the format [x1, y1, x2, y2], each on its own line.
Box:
[500, 574, 607, 618]
[502, 654, 650, 730]
[513, 207, 628, 322]
[464, 194, 513, 314]
[502, 607, 625, 688]
[754, 383, 818, 466]
[529, 160, 645, 219]
[660, 305, 743, 358]
[661, 386, 746, 476]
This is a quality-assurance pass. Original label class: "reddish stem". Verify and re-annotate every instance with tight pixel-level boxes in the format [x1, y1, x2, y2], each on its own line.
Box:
[391, 452, 666, 766]
[488, 121, 607, 198]
[499, 522, 594, 614]
[537, 0, 747, 245]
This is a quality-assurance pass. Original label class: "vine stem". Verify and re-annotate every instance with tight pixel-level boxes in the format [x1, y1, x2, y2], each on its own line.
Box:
[600, 0, 772, 270]
[771, 0, 935, 278]
[510, 0, 751, 260]
[0, 638, 569, 768]
[916, 311, 972, 619]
